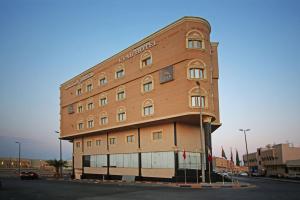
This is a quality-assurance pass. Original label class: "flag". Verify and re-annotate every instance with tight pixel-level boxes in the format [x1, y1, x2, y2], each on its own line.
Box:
[183, 149, 186, 160]
[221, 147, 227, 159]
[236, 150, 240, 166]
[207, 147, 212, 162]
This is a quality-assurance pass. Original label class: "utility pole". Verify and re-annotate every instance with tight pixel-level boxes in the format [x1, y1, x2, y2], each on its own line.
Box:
[196, 81, 205, 183]
[55, 131, 63, 178]
[15, 141, 21, 175]
[239, 129, 250, 175]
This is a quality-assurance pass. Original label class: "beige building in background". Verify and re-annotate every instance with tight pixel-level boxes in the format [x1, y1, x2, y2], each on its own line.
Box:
[60, 16, 221, 181]
[212, 157, 248, 174]
[243, 143, 300, 177]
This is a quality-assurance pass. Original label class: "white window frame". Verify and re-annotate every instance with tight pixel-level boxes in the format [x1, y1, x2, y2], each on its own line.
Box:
[116, 69, 125, 79]
[191, 96, 205, 108]
[86, 83, 93, 92]
[100, 97, 108, 106]
[87, 120, 94, 128]
[126, 135, 135, 143]
[152, 131, 162, 140]
[99, 77, 107, 86]
[100, 116, 108, 125]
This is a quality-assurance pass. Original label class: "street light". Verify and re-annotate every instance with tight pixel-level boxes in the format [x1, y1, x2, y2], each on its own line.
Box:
[196, 81, 206, 183]
[55, 131, 63, 177]
[239, 129, 250, 175]
[15, 141, 21, 175]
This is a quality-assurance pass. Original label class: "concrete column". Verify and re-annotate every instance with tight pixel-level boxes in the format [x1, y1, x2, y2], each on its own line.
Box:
[203, 116, 213, 174]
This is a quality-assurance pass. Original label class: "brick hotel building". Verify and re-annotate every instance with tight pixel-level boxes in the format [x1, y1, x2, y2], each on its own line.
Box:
[60, 16, 221, 181]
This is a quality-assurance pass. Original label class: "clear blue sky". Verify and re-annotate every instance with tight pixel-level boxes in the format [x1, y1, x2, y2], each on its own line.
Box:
[0, 0, 299, 160]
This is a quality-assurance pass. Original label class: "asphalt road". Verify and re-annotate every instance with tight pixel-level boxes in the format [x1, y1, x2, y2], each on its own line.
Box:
[0, 177, 299, 200]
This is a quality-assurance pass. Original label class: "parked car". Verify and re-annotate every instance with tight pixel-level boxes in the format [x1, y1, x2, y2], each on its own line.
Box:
[239, 172, 248, 176]
[20, 172, 39, 180]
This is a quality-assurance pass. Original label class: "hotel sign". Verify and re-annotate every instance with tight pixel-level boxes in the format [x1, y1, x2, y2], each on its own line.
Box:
[119, 41, 156, 63]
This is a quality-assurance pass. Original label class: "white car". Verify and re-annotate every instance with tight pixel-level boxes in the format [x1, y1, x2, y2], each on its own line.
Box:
[239, 172, 248, 176]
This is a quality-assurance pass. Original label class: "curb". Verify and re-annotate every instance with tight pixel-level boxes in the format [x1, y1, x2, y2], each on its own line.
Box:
[46, 178, 253, 189]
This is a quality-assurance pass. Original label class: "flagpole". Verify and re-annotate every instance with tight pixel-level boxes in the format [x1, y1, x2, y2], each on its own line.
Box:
[209, 161, 211, 184]
[184, 159, 187, 184]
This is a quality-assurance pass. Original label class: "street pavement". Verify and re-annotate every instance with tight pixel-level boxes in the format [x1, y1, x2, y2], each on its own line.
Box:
[0, 176, 299, 200]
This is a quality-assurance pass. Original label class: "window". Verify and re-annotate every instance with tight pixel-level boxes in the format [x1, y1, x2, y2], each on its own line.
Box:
[153, 131, 162, 140]
[186, 30, 204, 49]
[100, 116, 108, 125]
[191, 96, 205, 108]
[142, 152, 175, 169]
[76, 142, 80, 148]
[110, 153, 138, 168]
[78, 122, 84, 130]
[76, 88, 82, 96]
[86, 84, 93, 92]
[87, 102, 94, 110]
[117, 107, 126, 122]
[189, 68, 204, 79]
[100, 97, 107, 106]
[67, 104, 74, 114]
[141, 75, 154, 93]
[116, 69, 124, 79]
[126, 135, 135, 143]
[87, 120, 94, 128]
[78, 105, 83, 113]
[99, 77, 107, 86]
[188, 39, 202, 49]
[143, 82, 153, 92]
[140, 50, 152, 68]
[117, 91, 125, 101]
[109, 138, 116, 145]
[87, 141, 92, 147]
[96, 140, 101, 146]
[118, 112, 126, 121]
[187, 59, 206, 80]
[143, 105, 153, 116]
[142, 57, 152, 67]
[142, 99, 154, 117]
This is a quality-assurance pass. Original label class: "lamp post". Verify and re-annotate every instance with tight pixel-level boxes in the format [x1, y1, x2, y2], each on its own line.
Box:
[196, 81, 205, 183]
[15, 141, 21, 175]
[239, 129, 250, 175]
[55, 131, 62, 177]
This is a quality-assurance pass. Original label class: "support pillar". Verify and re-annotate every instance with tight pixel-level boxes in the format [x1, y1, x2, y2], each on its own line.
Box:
[203, 116, 213, 178]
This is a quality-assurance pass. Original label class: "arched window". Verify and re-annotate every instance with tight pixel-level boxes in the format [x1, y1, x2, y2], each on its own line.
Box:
[116, 86, 126, 101]
[86, 79, 93, 92]
[187, 59, 206, 80]
[140, 50, 152, 68]
[186, 30, 205, 49]
[77, 119, 84, 130]
[142, 99, 154, 117]
[115, 64, 125, 79]
[141, 75, 154, 93]
[76, 84, 83, 96]
[77, 102, 84, 113]
[87, 115, 94, 128]
[99, 93, 108, 106]
[188, 87, 208, 109]
[98, 72, 107, 86]
[99, 111, 108, 125]
[117, 106, 126, 122]
[86, 98, 94, 110]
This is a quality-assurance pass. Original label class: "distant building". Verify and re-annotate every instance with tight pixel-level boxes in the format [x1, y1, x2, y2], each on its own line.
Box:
[243, 143, 300, 177]
[60, 16, 221, 181]
[212, 157, 248, 174]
